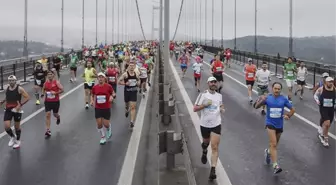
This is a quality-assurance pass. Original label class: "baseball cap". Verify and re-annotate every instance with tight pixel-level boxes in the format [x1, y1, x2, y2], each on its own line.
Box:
[325, 77, 334, 82]
[207, 76, 217, 82]
[97, 72, 106, 78]
[322, 72, 329, 78]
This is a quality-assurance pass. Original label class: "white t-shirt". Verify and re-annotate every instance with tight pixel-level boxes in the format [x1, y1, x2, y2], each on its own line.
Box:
[296, 67, 307, 81]
[194, 90, 222, 128]
[91, 50, 97, 56]
[192, 63, 203, 75]
[256, 69, 271, 86]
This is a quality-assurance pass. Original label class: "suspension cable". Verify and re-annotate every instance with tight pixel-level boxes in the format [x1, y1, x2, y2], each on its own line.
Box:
[172, 0, 185, 41]
[134, 0, 147, 41]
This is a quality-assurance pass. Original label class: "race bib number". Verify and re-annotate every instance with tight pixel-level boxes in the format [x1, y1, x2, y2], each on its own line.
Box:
[141, 68, 147, 75]
[96, 95, 106, 104]
[128, 79, 137, 86]
[323, 99, 333, 107]
[261, 76, 268, 81]
[248, 73, 254, 78]
[195, 70, 201, 75]
[287, 71, 293, 77]
[109, 76, 116, 82]
[269, 108, 282, 118]
[36, 79, 41, 85]
[46, 92, 55, 99]
[216, 67, 222, 72]
[98, 54, 102, 57]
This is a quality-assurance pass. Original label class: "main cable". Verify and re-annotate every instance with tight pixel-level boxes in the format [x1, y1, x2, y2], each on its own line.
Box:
[134, 0, 147, 41]
[172, 0, 185, 41]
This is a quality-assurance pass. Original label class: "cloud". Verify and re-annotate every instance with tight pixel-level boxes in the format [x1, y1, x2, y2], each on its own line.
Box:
[1, 0, 335, 47]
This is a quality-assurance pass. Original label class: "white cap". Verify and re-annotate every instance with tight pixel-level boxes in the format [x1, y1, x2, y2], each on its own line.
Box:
[325, 77, 334, 82]
[322, 72, 329, 78]
[207, 76, 217, 82]
[97, 72, 106, 78]
[8, 75, 17, 81]
[248, 58, 253, 62]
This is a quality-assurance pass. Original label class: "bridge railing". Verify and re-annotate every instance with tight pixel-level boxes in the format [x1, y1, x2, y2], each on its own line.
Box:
[201, 45, 336, 87]
[0, 50, 83, 90]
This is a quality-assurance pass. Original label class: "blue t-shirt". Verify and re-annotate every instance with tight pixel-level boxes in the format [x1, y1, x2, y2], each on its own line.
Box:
[265, 94, 292, 128]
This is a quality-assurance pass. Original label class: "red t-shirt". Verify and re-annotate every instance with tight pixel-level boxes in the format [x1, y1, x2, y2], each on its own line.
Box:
[44, 80, 60, 102]
[106, 68, 119, 84]
[91, 83, 114, 109]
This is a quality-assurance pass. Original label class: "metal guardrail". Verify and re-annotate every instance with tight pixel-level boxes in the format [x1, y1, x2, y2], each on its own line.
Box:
[0, 50, 83, 90]
[201, 45, 336, 86]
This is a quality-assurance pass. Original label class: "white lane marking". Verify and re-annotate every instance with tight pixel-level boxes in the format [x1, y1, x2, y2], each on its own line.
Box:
[0, 83, 84, 139]
[201, 60, 336, 140]
[168, 59, 233, 185]
[117, 69, 155, 185]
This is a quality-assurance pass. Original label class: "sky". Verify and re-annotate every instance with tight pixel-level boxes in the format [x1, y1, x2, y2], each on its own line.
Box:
[0, 0, 335, 47]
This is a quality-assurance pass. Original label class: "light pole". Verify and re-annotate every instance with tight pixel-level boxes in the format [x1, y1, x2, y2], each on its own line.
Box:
[221, 0, 224, 48]
[112, 0, 114, 44]
[234, 0, 237, 50]
[205, 0, 207, 45]
[199, 0, 202, 44]
[23, 0, 28, 57]
[61, 0, 64, 52]
[159, 0, 163, 50]
[254, 0, 257, 53]
[95, 0, 98, 46]
[117, 0, 119, 43]
[81, 0, 85, 48]
[211, 0, 214, 46]
[289, 0, 293, 57]
[105, 0, 107, 45]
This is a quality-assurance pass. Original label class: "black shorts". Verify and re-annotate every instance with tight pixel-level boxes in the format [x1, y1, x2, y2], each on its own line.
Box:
[124, 90, 137, 103]
[84, 82, 95, 90]
[109, 83, 117, 94]
[213, 73, 223, 82]
[200, 125, 221, 139]
[45, 101, 60, 113]
[297, 80, 306, 86]
[246, 80, 255, 87]
[265, 125, 283, 134]
[34, 79, 45, 87]
[70, 66, 77, 71]
[140, 78, 147, 84]
[95, 108, 111, 120]
[3, 109, 22, 122]
[194, 76, 201, 81]
[319, 107, 334, 126]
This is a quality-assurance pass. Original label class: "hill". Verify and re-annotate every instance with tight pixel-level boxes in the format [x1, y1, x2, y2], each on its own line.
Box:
[208, 35, 336, 64]
[0, 41, 64, 61]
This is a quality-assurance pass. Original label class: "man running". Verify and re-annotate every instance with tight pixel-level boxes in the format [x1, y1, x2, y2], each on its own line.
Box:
[254, 82, 295, 174]
[244, 58, 257, 103]
[312, 72, 329, 94]
[192, 56, 203, 92]
[193, 76, 225, 181]
[283, 57, 297, 103]
[91, 72, 115, 144]
[295, 61, 308, 99]
[69, 53, 79, 82]
[255, 62, 271, 115]
[33, 61, 47, 105]
[314, 77, 335, 147]
[210, 55, 224, 93]
[178, 52, 189, 78]
[43, 70, 64, 138]
[118, 61, 140, 128]
[106, 62, 119, 98]
[0, 75, 30, 149]
[138, 58, 149, 97]
[83, 59, 97, 109]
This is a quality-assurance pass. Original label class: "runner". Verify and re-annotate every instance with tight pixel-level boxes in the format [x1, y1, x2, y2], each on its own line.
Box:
[33, 61, 47, 105]
[255, 61, 271, 115]
[210, 55, 224, 93]
[312, 72, 329, 94]
[283, 57, 297, 103]
[138, 58, 149, 97]
[43, 70, 64, 138]
[83, 59, 97, 109]
[192, 56, 203, 92]
[253, 82, 295, 174]
[69, 53, 79, 82]
[106, 62, 119, 98]
[91, 72, 115, 144]
[244, 58, 257, 103]
[193, 76, 225, 181]
[0, 75, 30, 149]
[118, 61, 140, 129]
[314, 77, 335, 147]
[178, 52, 189, 78]
[294, 61, 308, 99]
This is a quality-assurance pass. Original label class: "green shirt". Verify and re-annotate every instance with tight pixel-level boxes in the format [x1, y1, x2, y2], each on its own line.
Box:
[284, 63, 296, 80]
[69, 55, 78, 68]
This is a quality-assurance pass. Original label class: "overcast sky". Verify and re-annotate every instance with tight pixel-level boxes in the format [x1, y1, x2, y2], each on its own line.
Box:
[0, 0, 335, 47]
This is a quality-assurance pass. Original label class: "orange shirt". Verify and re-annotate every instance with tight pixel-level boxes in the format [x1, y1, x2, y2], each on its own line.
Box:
[244, 64, 257, 81]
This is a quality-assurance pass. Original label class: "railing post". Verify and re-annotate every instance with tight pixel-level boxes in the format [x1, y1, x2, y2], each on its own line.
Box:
[13, 63, 16, 76]
[313, 66, 316, 85]
[275, 59, 278, 76]
[0, 66, 3, 90]
[23, 62, 27, 82]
